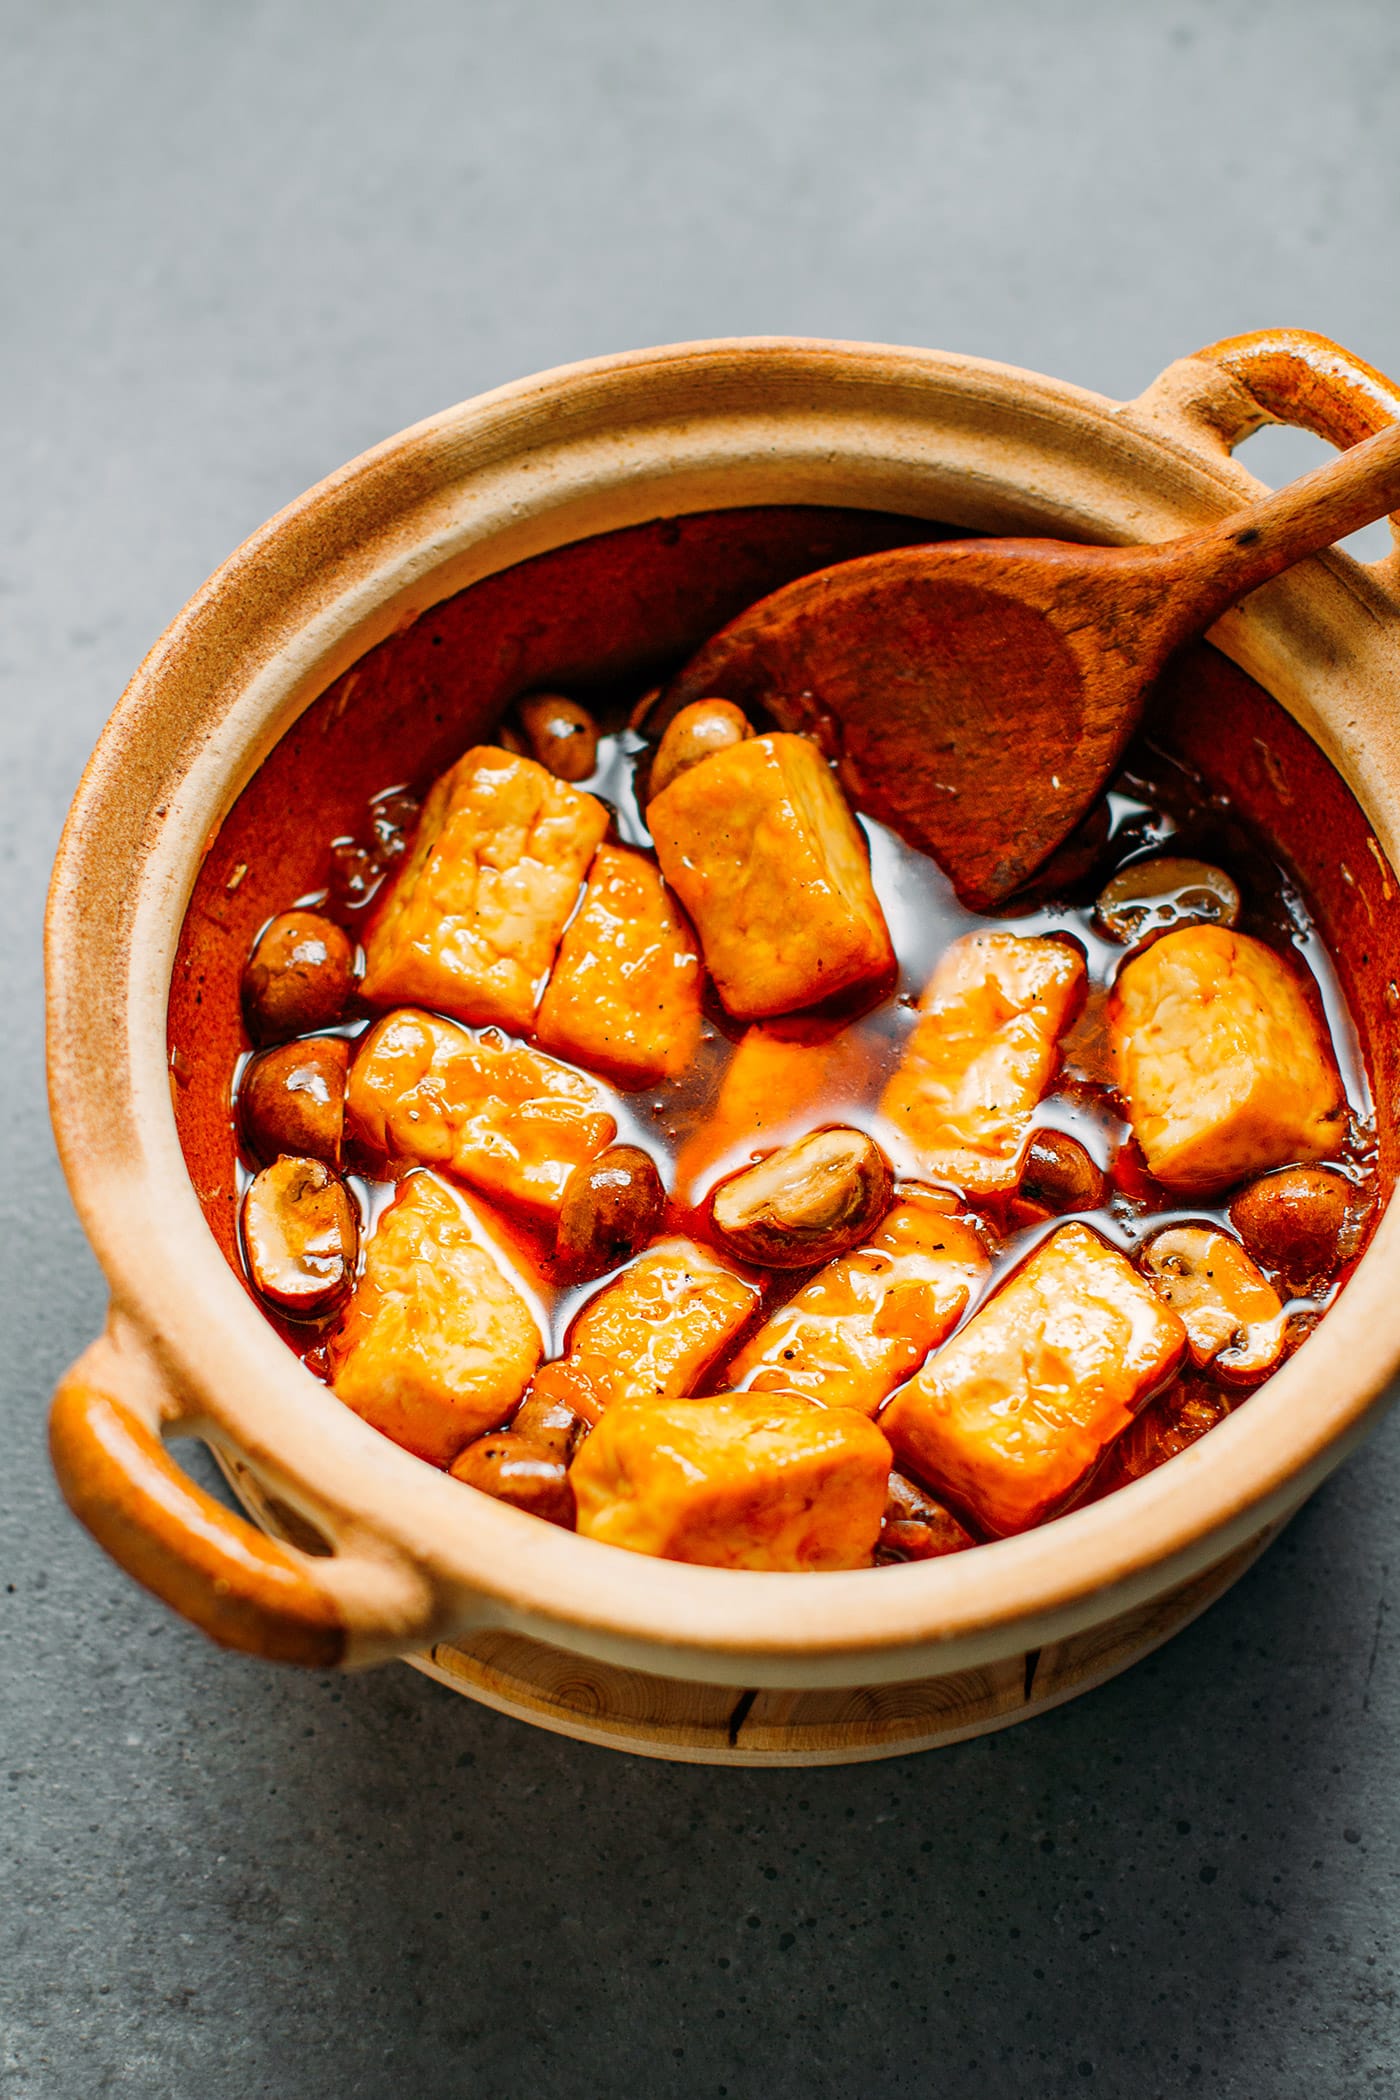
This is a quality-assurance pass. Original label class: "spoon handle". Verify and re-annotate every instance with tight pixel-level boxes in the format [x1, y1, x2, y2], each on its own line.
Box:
[1158, 418, 1400, 637]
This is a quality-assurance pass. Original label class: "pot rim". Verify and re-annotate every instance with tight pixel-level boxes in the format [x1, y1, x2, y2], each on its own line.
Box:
[45, 334, 1400, 1681]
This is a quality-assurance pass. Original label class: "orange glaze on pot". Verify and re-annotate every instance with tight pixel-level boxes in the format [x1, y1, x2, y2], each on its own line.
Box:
[165, 507, 1394, 1568]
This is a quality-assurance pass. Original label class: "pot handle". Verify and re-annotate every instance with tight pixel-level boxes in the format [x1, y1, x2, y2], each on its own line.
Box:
[50, 1324, 435, 1667]
[1137, 327, 1400, 587]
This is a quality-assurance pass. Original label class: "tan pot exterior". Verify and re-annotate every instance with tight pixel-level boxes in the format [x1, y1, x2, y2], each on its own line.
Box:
[45, 331, 1400, 1704]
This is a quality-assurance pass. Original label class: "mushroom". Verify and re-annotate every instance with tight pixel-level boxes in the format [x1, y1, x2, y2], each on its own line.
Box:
[1095, 856, 1241, 948]
[556, 1144, 667, 1278]
[517, 693, 600, 782]
[509, 1385, 589, 1463]
[1020, 1129, 1106, 1214]
[647, 698, 751, 801]
[878, 1470, 977, 1560]
[449, 1432, 576, 1528]
[239, 1036, 350, 1166]
[1228, 1165, 1353, 1290]
[710, 1127, 893, 1269]
[241, 1156, 359, 1317]
[242, 910, 357, 1042]
[1139, 1224, 1286, 1381]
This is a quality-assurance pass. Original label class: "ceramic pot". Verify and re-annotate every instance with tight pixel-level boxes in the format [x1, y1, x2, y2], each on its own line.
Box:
[46, 330, 1400, 1764]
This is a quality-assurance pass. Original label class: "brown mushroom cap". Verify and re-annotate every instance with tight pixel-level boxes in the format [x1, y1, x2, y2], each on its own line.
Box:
[449, 1432, 576, 1528]
[710, 1127, 893, 1269]
[647, 698, 751, 802]
[242, 911, 356, 1043]
[517, 694, 600, 782]
[1228, 1165, 1353, 1290]
[239, 1036, 350, 1166]
[1095, 856, 1241, 949]
[556, 1144, 666, 1279]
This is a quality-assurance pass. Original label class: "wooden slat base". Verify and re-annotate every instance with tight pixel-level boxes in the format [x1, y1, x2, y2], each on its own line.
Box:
[215, 1441, 1279, 1763]
[409, 1526, 1280, 1764]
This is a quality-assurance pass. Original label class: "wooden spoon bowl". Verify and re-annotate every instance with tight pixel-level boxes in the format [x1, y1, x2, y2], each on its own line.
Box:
[662, 424, 1400, 906]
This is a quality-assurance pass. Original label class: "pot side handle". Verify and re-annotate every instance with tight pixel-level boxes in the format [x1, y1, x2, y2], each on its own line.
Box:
[1136, 327, 1400, 598]
[50, 1331, 434, 1668]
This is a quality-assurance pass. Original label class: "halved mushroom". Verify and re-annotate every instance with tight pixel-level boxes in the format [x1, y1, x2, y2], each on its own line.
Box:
[242, 1155, 359, 1316]
[1139, 1224, 1286, 1381]
[1096, 856, 1241, 948]
[710, 1127, 893, 1269]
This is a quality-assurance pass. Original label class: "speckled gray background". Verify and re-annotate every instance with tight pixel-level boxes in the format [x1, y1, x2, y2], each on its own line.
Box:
[6, 3, 1400, 2095]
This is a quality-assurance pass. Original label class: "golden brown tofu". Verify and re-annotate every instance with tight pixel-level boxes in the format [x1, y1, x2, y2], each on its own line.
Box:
[1109, 926, 1345, 1192]
[570, 1390, 891, 1570]
[346, 1009, 617, 1223]
[672, 1021, 878, 1206]
[649, 732, 894, 1019]
[527, 1238, 760, 1422]
[360, 746, 610, 1032]
[729, 1199, 989, 1416]
[881, 1222, 1185, 1536]
[534, 844, 703, 1085]
[880, 933, 1086, 1194]
[328, 1172, 543, 1467]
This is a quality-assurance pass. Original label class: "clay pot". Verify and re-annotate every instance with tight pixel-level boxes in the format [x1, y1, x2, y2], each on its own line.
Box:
[46, 330, 1400, 1762]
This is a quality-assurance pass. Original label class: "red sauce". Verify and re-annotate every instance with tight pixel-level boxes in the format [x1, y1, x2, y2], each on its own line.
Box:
[224, 692, 1381, 1554]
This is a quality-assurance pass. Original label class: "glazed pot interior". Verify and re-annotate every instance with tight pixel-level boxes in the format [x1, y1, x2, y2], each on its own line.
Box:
[171, 497, 1399, 1305]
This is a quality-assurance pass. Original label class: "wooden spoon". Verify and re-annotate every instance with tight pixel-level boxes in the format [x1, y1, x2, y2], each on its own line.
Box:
[659, 422, 1400, 908]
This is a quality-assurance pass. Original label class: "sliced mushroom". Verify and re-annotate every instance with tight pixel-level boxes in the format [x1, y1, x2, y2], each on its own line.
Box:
[242, 1156, 359, 1317]
[1139, 1224, 1286, 1381]
[449, 1432, 576, 1528]
[242, 910, 357, 1042]
[1020, 1129, 1106, 1214]
[556, 1144, 666, 1278]
[239, 1036, 350, 1166]
[1229, 1165, 1352, 1290]
[1095, 856, 1241, 948]
[517, 693, 600, 782]
[710, 1127, 893, 1269]
[648, 698, 751, 802]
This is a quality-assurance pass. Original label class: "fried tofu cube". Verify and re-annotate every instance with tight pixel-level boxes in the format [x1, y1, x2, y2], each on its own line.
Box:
[729, 1199, 989, 1416]
[672, 1020, 878, 1205]
[346, 1008, 616, 1223]
[361, 746, 610, 1032]
[1109, 926, 1345, 1192]
[328, 1172, 543, 1467]
[880, 932, 1086, 1194]
[881, 1222, 1185, 1536]
[527, 1239, 760, 1422]
[649, 732, 894, 1019]
[534, 844, 703, 1085]
[570, 1390, 891, 1570]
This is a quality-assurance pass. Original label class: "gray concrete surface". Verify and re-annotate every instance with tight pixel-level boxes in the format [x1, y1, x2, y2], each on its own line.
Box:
[5, 2, 1400, 2094]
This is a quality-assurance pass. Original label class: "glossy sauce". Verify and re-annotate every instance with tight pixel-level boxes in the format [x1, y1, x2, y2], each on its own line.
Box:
[231, 697, 1380, 1540]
